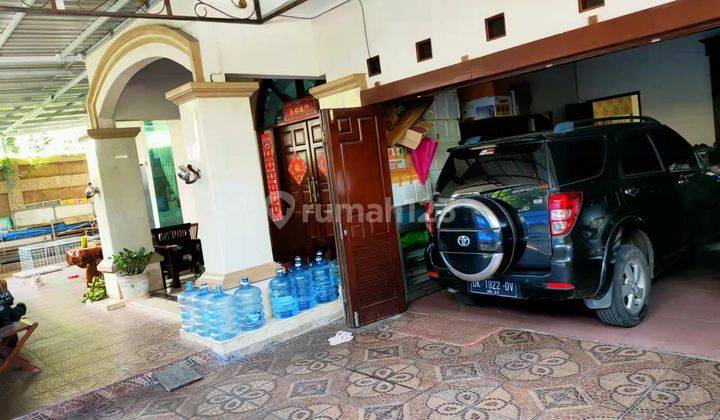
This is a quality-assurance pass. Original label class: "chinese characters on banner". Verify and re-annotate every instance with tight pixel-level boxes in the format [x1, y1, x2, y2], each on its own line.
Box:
[288, 153, 308, 186]
[261, 131, 283, 222]
[282, 97, 320, 124]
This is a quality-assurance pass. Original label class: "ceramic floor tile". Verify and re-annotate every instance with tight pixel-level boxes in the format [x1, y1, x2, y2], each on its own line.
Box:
[623, 363, 720, 419]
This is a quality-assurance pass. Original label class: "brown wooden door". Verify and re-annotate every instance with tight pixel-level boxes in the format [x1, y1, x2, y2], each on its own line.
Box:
[324, 107, 406, 327]
[274, 118, 333, 263]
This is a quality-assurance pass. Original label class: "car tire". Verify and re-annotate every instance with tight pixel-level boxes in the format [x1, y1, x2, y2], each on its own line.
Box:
[596, 245, 652, 327]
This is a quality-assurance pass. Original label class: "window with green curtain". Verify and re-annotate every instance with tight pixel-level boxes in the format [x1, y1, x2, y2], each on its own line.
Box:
[144, 121, 183, 227]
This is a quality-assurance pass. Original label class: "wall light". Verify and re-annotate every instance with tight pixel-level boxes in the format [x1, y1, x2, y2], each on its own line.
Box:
[85, 183, 100, 199]
[177, 164, 201, 185]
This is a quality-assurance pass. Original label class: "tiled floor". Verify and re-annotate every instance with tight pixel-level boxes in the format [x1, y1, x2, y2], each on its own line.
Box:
[23, 313, 720, 419]
[1, 267, 201, 418]
[413, 250, 720, 361]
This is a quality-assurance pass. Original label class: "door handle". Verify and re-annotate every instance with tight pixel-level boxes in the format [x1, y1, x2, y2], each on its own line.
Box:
[307, 177, 316, 202]
[623, 187, 640, 197]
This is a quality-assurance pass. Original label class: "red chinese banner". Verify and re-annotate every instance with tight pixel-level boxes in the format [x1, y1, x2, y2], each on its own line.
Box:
[261, 131, 283, 222]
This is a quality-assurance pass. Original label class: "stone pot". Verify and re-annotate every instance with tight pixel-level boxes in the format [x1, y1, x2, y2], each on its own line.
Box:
[116, 272, 150, 299]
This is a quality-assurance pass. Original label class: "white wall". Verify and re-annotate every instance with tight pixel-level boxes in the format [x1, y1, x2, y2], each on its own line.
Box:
[311, 0, 677, 83]
[577, 33, 715, 145]
[505, 33, 715, 145]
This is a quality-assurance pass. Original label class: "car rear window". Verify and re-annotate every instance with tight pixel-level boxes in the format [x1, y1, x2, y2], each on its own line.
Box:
[547, 135, 606, 185]
[436, 141, 549, 197]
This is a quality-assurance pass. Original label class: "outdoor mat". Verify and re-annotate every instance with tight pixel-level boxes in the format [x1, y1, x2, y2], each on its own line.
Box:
[385, 312, 503, 347]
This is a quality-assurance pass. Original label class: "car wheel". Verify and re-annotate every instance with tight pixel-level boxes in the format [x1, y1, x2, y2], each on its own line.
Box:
[596, 245, 652, 327]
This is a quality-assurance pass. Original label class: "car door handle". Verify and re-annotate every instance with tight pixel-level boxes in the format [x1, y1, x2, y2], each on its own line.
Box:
[623, 187, 640, 197]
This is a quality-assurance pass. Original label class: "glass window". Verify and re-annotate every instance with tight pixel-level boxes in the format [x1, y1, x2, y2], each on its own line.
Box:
[548, 135, 605, 185]
[436, 141, 549, 197]
[619, 131, 663, 176]
[649, 128, 699, 172]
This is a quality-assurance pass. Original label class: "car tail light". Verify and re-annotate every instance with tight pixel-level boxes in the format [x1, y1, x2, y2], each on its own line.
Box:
[428, 270, 439, 279]
[424, 201, 436, 235]
[545, 282, 575, 290]
[548, 192, 583, 236]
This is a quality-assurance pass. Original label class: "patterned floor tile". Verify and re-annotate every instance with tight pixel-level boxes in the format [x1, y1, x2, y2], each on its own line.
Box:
[623, 364, 720, 419]
[408, 381, 541, 420]
[350, 360, 439, 393]
[569, 363, 670, 415]
[325, 368, 420, 410]
[173, 371, 281, 418]
[266, 345, 354, 380]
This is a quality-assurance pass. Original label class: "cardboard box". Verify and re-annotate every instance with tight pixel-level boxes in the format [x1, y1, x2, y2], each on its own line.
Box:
[462, 96, 514, 121]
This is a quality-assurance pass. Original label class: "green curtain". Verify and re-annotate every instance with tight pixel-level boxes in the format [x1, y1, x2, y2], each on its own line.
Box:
[144, 121, 183, 227]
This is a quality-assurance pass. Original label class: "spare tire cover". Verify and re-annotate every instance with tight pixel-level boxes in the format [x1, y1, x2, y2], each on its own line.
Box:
[437, 198, 505, 282]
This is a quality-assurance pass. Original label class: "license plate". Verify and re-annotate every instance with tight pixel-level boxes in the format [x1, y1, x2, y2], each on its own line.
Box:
[469, 280, 518, 298]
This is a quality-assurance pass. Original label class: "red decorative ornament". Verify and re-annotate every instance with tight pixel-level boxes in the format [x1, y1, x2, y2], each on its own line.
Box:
[317, 152, 328, 178]
[288, 153, 308, 185]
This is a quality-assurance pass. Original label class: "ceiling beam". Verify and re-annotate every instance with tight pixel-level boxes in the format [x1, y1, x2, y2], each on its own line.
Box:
[60, 0, 132, 57]
[0, 55, 84, 66]
[0, 0, 37, 49]
[0, 71, 87, 136]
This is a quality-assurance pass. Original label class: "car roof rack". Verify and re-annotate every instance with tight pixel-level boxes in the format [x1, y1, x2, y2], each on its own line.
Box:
[554, 116, 659, 134]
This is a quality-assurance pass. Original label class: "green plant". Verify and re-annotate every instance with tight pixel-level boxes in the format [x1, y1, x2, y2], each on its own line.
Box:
[113, 247, 152, 276]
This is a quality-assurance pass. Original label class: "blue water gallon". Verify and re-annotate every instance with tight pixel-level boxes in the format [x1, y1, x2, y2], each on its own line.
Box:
[178, 281, 199, 332]
[292, 256, 317, 311]
[207, 286, 240, 341]
[269, 267, 300, 319]
[234, 277, 265, 331]
[193, 284, 213, 337]
[329, 259, 341, 287]
[311, 251, 338, 303]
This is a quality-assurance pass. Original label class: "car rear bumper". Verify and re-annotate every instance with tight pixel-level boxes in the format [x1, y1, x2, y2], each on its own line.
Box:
[425, 243, 601, 300]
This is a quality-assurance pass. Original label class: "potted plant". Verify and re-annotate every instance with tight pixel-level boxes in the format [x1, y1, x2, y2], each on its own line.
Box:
[112, 247, 153, 299]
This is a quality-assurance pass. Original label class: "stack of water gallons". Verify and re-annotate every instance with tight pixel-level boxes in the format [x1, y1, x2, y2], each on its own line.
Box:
[178, 251, 341, 341]
[178, 277, 265, 341]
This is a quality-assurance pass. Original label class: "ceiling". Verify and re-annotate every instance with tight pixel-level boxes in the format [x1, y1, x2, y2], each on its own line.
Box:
[0, 0, 341, 137]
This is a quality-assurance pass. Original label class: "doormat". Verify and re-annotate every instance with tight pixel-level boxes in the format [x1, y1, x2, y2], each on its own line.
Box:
[388, 313, 503, 347]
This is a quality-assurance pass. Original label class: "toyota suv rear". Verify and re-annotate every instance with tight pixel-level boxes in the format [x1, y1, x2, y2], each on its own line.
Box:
[425, 116, 720, 327]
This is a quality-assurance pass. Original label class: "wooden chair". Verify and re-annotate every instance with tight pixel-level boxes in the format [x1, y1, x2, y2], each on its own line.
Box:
[0, 279, 40, 375]
[151, 223, 204, 289]
[0, 320, 41, 375]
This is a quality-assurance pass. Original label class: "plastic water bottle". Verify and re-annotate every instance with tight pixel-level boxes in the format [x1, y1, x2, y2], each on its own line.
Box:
[311, 251, 338, 303]
[194, 284, 213, 337]
[178, 281, 199, 332]
[269, 267, 300, 319]
[207, 286, 240, 341]
[329, 259, 340, 288]
[234, 277, 265, 331]
[292, 256, 317, 311]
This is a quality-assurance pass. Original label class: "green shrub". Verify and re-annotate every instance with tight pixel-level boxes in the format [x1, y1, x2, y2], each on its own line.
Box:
[112, 247, 152, 276]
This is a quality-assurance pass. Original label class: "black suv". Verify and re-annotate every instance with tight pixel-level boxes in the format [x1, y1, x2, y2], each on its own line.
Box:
[425, 117, 720, 327]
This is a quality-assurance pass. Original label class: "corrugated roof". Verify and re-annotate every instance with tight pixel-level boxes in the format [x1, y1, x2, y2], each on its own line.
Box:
[0, 0, 137, 136]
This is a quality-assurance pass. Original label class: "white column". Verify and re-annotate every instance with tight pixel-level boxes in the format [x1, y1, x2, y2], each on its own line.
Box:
[84, 127, 162, 298]
[166, 82, 274, 287]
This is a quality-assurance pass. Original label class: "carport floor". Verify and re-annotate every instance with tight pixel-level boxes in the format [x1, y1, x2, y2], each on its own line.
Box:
[22, 313, 720, 419]
[412, 250, 720, 361]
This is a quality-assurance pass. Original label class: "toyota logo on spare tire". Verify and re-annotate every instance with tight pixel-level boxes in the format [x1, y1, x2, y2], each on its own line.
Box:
[457, 235, 471, 247]
[437, 198, 518, 282]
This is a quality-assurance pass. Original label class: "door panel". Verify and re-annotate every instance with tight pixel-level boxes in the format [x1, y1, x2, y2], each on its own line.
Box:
[616, 129, 683, 260]
[325, 107, 406, 327]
